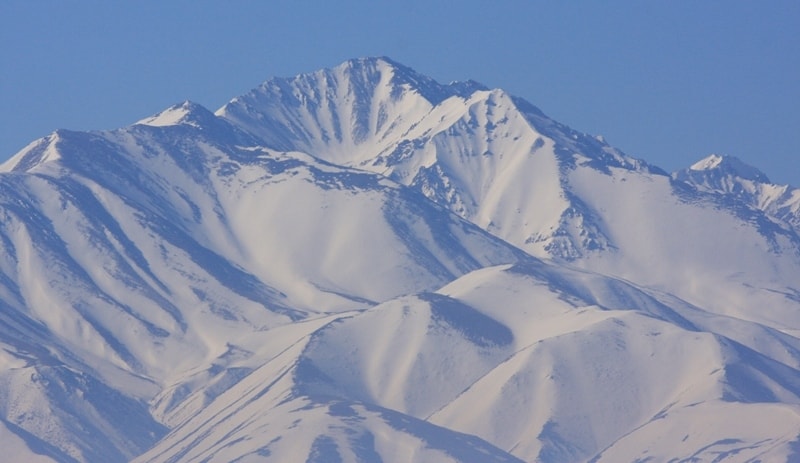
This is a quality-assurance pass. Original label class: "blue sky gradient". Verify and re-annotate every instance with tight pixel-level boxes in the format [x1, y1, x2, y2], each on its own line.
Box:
[2, 1, 798, 184]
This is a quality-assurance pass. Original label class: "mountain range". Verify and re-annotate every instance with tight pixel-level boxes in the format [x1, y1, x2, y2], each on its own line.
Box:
[1, 56, 799, 462]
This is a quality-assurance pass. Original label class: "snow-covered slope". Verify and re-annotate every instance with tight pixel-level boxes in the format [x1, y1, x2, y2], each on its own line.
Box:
[0, 100, 524, 462]
[219, 57, 800, 331]
[0, 57, 799, 462]
[132, 262, 800, 462]
[217, 57, 658, 261]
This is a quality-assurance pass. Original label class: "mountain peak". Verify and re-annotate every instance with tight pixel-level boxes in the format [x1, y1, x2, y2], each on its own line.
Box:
[334, 56, 487, 103]
[136, 100, 216, 128]
[674, 153, 800, 231]
[688, 154, 770, 183]
[215, 57, 491, 163]
[339, 55, 397, 69]
[0, 131, 63, 172]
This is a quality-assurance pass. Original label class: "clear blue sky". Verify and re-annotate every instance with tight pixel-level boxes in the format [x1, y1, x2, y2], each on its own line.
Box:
[2, 1, 798, 184]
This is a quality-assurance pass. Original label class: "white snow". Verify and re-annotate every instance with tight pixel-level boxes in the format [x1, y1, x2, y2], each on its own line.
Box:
[0, 56, 798, 463]
[135, 101, 200, 127]
[690, 153, 726, 170]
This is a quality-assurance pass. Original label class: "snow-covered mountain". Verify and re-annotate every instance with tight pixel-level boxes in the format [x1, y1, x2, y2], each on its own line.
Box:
[1, 57, 799, 462]
[674, 153, 800, 231]
[217, 57, 656, 261]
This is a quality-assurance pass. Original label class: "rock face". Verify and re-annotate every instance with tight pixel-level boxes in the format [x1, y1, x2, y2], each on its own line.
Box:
[1, 57, 799, 463]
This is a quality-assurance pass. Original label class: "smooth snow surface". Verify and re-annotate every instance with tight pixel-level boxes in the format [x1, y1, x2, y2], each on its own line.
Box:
[0, 57, 799, 462]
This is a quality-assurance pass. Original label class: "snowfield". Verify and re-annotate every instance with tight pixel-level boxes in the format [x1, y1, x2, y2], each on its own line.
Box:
[0, 57, 798, 462]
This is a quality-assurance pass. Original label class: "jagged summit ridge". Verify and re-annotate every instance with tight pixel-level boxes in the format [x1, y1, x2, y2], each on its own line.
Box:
[217, 57, 469, 157]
